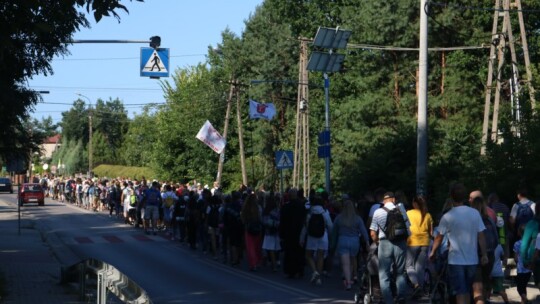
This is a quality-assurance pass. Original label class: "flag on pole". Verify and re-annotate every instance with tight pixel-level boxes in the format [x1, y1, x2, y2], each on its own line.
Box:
[249, 99, 276, 120]
[196, 120, 226, 154]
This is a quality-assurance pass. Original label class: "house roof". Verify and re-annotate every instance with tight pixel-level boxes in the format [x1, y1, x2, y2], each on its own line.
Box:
[43, 134, 61, 144]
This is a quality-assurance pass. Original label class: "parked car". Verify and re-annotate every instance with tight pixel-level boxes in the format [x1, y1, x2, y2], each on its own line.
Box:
[0, 177, 13, 194]
[19, 183, 44, 206]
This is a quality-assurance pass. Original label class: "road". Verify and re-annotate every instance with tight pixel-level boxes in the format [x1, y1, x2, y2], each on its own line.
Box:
[2, 193, 359, 304]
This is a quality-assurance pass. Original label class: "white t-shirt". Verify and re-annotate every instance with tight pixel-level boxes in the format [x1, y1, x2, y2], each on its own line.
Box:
[510, 199, 536, 218]
[437, 205, 486, 265]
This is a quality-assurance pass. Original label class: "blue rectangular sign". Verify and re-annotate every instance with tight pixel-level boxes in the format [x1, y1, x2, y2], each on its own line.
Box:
[140, 47, 170, 78]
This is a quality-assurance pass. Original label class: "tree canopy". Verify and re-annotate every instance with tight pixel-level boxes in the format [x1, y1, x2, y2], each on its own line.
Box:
[0, 0, 141, 167]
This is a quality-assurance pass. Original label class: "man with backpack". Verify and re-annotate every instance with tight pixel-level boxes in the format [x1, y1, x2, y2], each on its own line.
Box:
[370, 192, 410, 304]
[509, 188, 535, 237]
[300, 195, 333, 286]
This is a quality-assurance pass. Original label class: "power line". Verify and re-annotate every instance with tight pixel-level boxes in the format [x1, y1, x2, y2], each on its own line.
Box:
[347, 43, 489, 52]
[428, 1, 540, 13]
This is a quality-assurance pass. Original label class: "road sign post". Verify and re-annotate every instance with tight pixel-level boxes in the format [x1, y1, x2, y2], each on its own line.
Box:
[275, 150, 294, 194]
[140, 47, 170, 78]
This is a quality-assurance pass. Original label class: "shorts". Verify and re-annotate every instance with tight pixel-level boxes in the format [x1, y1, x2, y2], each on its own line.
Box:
[305, 232, 328, 251]
[337, 236, 360, 256]
[491, 276, 504, 293]
[144, 205, 159, 221]
[447, 264, 477, 296]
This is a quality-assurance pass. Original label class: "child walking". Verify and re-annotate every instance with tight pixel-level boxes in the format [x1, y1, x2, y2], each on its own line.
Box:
[490, 243, 509, 304]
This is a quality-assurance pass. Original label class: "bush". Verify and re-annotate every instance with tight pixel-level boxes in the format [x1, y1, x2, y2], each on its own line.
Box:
[92, 164, 155, 180]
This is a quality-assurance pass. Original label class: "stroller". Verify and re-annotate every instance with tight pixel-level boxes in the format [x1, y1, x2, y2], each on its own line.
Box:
[355, 243, 380, 304]
[427, 250, 448, 303]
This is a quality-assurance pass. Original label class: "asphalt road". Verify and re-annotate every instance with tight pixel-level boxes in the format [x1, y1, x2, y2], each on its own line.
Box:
[4, 193, 359, 304]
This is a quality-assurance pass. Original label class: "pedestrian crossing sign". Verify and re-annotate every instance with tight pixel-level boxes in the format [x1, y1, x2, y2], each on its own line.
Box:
[140, 47, 169, 78]
[275, 150, 294, 170]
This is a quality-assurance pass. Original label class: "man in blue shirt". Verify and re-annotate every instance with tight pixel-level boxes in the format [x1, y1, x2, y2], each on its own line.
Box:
[143, 181, 162, 235]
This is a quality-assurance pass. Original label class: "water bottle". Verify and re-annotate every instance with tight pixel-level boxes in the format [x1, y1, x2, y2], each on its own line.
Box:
[397, 202, 411, 236]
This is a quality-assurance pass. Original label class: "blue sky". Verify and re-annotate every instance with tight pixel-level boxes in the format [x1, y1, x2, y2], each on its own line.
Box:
[28, 0, 263, 124]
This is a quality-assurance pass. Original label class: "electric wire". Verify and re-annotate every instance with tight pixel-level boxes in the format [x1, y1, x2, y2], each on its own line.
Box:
[428, 1, 540, 13]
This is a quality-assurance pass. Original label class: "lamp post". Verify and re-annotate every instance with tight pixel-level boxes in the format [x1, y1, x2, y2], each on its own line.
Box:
[77, 93, 93, 177]
[307, 27, 351, 195]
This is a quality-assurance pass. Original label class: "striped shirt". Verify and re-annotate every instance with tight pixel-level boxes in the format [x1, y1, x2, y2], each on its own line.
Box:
[370, 202, 397, 239]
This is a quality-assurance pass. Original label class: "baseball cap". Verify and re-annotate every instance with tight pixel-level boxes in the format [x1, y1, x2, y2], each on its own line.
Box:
[383, 192, 395, 199]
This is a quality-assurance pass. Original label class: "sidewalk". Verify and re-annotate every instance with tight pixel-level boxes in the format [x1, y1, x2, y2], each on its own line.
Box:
[0, 199, 83, 304]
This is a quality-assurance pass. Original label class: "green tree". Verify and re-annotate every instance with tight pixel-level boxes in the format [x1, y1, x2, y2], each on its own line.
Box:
[0, 0, 141, 165]
[121, 106, 158, 167]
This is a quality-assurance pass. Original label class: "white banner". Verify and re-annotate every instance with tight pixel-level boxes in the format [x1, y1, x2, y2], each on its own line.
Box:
[249, 99, 276, 120]
[196, 120, 226, 154]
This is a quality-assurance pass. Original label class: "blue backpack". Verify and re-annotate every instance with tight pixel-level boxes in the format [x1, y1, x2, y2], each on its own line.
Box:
[515, 201, 534, 231]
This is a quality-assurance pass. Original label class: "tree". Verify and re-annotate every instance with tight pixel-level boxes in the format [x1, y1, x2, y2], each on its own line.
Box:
[0, 0, 141, 165]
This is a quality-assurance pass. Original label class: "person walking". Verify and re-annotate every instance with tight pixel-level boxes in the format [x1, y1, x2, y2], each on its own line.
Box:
[519, 202, 540, 290]
[300, 195, 333, 286]
[429, 183, 488, 304]
[333, 200, 369, 290]
[406, 196, 433, 297]
[241, 193, 263, 271]
[515, 225, 533, 304]
[370, 192, 410, 304]
[279, 188, 306, 279]
[262, 194, 281, 272]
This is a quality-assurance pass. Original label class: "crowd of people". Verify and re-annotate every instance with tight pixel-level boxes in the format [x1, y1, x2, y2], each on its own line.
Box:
[33, 174, 540, 303]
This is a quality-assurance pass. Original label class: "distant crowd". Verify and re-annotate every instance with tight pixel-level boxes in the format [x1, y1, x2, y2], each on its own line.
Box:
[31, 175, 540, 303]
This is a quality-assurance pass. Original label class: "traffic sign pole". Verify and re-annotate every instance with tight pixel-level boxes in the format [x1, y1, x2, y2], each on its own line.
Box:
[324, 73, 331, 194]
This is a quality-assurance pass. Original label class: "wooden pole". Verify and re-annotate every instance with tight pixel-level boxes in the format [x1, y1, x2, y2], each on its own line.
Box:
[236, 88, 248, 186]
[216, 80, 235, 186]
[481, 0, 501, 155]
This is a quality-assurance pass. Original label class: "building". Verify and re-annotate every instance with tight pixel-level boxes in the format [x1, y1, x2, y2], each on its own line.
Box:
[41, 134, 61, 159]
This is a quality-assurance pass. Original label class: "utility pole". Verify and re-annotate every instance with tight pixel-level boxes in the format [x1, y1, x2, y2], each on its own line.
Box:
[293, 39, 310, 190]
[88, 107, 93, 176]
[481, 0, 536, 154]
[216, 80, 235, 187]
[216, 79, 248, 187]
[77, 93, 93, 176]
[236, 86, 248, 187]
[417, 0, 429, 196]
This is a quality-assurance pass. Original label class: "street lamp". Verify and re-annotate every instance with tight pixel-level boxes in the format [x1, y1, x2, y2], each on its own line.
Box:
[76, 93, 93, 177]
[307, 27, 351, 195]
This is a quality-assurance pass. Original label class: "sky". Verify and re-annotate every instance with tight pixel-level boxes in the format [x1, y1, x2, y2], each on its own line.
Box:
[28, 0, 263, 124]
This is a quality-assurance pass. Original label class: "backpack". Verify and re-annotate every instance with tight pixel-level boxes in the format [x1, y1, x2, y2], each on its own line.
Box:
[129, 194, 137, 207]
[482, 217, 499, 254]
[163, 194, 175, 208]
[515, 201, 534, 231]
[382, 207, 408, 242]
[207, 204, 220, 228]
[307, 212, 326, 238]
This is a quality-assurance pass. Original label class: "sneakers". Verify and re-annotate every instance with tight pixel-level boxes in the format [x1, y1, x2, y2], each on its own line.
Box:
[343, 279, 352, 290]
[315, 278, 322, 286]
[310, 271, 320, 284]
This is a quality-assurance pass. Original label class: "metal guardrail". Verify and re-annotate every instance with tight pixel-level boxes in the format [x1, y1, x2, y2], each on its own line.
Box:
[62, 258, 152, 304]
